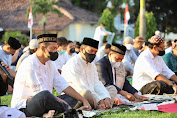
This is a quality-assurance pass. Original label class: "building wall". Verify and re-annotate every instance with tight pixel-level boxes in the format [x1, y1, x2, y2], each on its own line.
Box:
[58, 23, 97, 42]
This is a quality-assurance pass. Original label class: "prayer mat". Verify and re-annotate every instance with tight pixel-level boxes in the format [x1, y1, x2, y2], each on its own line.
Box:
[158, 103, 177, 113]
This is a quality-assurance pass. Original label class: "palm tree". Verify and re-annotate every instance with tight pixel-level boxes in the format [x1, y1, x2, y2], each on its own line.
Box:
[27, 0, 61, 33]
[139, 0, 146, 40]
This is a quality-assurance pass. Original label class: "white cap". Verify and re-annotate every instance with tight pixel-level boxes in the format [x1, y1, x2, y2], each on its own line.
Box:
[29, 39, 38, 49]
[107, 1, 112, 8]
[155, 30, 160, 36]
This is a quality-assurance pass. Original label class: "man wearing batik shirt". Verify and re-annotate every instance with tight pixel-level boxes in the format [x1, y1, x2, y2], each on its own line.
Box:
[133, 35, 177, 95]
[62, 37, 117, 110]
[11, 34, 91, 117]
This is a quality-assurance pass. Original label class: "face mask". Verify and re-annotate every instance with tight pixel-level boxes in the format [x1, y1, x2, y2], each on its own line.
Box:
[158, 50, 165, 56]
[70, 48, 75, 53]
[112, 62, 121, 68]
[46, 49, 58, 61]
[84, 50, 96, 63]
[110, 57, 121, 68]
[60, 50, 66, 54]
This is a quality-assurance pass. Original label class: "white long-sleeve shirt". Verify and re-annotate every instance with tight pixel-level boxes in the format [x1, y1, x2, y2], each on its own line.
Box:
[11, 53, 69, 109]
[61, 53, 111, 103]
[93, 26, 111, 48]
[132, 48, 175, 90]
[55, 52, 76, 70]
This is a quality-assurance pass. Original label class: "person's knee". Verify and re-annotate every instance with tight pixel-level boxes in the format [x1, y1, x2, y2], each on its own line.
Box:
[37, 90, 53, 100]
[107, 85, 117, 93]
[81, 89, 92, 96]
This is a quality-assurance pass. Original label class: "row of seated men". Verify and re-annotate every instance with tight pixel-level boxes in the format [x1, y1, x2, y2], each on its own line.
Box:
[0, 34, 177, 117]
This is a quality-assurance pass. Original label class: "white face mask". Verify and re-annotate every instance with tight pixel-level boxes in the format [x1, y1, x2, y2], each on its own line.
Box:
[110, 56, 121, 68]
[111, 62, 121, 68]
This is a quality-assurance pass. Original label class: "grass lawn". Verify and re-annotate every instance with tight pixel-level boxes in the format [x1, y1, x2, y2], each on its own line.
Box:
[1, 92, 177, 118]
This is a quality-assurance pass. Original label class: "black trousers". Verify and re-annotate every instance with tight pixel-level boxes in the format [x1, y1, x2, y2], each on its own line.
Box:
[20, 90, 78, 117]
[140, 81, 174, 95]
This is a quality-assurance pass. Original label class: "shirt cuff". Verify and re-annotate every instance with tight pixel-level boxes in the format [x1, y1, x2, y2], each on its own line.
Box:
[152, 72, 160, 80]
[167, 71, 175, 79]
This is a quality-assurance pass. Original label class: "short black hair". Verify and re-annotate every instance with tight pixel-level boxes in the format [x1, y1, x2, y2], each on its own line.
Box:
[166, 40, 172, 47]
[174, 39, 177, 43]
[148, 42, 160, 49]
[75, 42, 81, 48]
[57, 37, 68, 46]
[67, 40, 73, 45]
[105, 44, 111, 49]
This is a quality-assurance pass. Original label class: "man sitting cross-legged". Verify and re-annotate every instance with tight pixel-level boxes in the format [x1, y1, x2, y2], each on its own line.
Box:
[11, 34, 91, 117]
[96, 43, 148, 104]
[62, 37, 117, 110]
[133, 36, 177, 95]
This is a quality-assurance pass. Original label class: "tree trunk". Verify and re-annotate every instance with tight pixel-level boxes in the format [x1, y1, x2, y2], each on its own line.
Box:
[139, 0, 146, 41]
[43, 22, 46, 34]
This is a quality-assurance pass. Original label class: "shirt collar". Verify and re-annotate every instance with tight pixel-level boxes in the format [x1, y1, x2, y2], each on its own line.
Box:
[147, 48, 155, 59]
[171, 52, 177, 60]
[78, 53, 88, 65]
[0, 45, 10, 55]
[33, 53, 48, 68]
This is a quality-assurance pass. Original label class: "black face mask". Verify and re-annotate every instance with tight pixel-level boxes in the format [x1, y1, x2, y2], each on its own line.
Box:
[140, 46, 143, 50]
[70, 48, 75, 53]
[158, 50, 165, 56]
[48, 51, 58, 61]
[84, 51, 96, 63]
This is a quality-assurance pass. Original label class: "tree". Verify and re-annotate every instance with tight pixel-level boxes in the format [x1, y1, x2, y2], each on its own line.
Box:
[139, 0, 146, 40]
[2, 31, 28, 46]
[98, 8, 116, 32]
[97, 8, 117, 42]
[133, 0, 177, 36]
[26, 0, 61, 33]
[135, 12, 157, 41]
[70, 0, 130, 16]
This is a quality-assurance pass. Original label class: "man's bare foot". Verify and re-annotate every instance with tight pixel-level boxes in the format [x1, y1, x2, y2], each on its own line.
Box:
[43, 110, 55, 117]
[96, 104, 105, 110]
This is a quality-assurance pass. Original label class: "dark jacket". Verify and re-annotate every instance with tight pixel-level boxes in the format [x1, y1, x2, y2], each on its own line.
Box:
[0, 75, 8, 96]
[96, 56, 137, 94]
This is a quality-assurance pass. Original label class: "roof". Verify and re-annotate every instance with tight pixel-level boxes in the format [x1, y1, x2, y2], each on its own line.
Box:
[0, 0, 100, 31]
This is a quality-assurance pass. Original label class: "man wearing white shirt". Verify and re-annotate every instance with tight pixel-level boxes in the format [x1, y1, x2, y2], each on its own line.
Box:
[57, 37, 68, 54]
[133, 35, 177, 95]
[11, 34, 91, 117]
[62, 37, 117, 110]
[55, 40, 76, 72]
[94, 23, 112, 49]
[96, 41, 111, 59]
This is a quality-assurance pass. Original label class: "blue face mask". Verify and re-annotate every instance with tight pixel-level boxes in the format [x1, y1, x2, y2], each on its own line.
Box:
[60, 50, 66, 54]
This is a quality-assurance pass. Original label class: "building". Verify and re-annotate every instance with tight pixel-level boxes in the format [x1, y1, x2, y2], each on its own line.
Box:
[0, 0, 100, 42]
